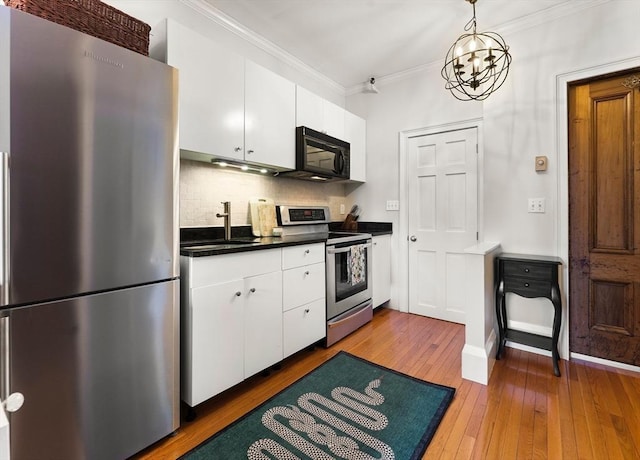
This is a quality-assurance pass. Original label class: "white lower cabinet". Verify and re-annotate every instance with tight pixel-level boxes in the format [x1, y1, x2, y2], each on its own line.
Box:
[244, 270, 283, 377]
[181, 249, 282, 407]
[181, 244, 326, 408]
[283, 298, 326, 357]
[372, 234, 391, 308]
[188, 280, 245, 406]
[282, 243, 326, 357]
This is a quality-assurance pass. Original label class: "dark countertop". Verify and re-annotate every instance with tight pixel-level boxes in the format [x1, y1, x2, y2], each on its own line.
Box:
[180, 222, 392, 257]
[180, 226, 327, 257]
[329, 221, 393, 236]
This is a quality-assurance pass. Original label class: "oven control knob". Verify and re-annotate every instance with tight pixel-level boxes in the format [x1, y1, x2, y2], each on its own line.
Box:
[409, 235, 417, 242]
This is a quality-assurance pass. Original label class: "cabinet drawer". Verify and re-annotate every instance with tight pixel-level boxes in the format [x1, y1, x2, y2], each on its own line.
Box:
[283, 262, 325, 311]
[282, 243, 324, 270]
[503, 261, 553, 280]
[283, 298, 326, 357]
[189, 248, 281, 288]
[504, 278, 551, 298]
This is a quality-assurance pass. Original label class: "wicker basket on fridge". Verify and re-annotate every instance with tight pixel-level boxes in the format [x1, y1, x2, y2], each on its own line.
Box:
[5, 0, 151, 55]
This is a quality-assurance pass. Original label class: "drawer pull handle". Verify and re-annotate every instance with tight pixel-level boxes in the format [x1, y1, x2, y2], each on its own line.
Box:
[524, 283, 530, 287]
[304, 309, 310, 314]
[235, 291, 242, 297]
[304, 271, 310, 276]
[524, 268, 530, 273]
[305, 249, 310, 254]
[249, 288, 256, 293]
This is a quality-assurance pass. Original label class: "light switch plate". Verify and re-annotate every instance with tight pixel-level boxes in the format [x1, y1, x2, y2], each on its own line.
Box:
[528, 198, 545, 213]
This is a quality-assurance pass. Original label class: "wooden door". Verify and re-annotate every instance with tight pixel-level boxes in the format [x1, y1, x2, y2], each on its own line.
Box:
[407, 127, 478, 323]
[569, 71, 640, 366]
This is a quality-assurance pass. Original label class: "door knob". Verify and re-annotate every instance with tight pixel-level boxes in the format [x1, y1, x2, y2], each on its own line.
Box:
[409, 235, 417, 242]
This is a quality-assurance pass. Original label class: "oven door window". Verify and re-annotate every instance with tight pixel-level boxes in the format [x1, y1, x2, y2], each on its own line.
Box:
[332, 244, 369, 302]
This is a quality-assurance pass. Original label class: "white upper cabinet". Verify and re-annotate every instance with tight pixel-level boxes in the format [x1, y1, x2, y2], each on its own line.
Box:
[245, 61, 296, 170]
[165, 19, 245, 162]
[162, 19, 295, 170]
[322, 100, 345, 140]
[344, 111, 366, 182]
[296, 86, 344, 140]
[295, 85, 324, 131]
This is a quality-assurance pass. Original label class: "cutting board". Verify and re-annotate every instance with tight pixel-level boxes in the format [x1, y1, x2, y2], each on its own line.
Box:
[249, 198, 277, 237]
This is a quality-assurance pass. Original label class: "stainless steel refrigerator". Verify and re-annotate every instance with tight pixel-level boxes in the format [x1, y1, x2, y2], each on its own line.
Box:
[0, 6, 180, 459]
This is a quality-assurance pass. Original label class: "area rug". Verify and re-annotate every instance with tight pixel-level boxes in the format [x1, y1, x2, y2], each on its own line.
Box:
[180, 351, 455, 460]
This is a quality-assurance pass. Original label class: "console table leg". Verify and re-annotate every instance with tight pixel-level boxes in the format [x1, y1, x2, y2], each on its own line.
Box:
[551, 284, 562, 377]
[495, 282, 506, 359]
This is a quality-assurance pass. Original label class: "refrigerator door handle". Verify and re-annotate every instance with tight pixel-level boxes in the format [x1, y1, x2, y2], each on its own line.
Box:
[1, 151, 7, 307]
[1, 152, 8, 403]
[0, 316, 8, 402]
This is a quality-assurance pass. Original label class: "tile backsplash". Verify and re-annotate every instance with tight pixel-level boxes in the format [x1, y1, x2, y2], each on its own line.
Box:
[180, 159, 348, 227]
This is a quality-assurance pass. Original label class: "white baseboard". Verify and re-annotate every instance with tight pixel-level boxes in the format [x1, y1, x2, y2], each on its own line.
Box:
[571, 352, 640, 373]
[461, 330, 497, 385]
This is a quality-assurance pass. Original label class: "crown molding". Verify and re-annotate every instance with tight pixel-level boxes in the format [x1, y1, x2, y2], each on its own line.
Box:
[345, 0, 611, 96]
[179, 0, 345, 96]
[178, 0, 611, 98]
[493, 0, 610, 37]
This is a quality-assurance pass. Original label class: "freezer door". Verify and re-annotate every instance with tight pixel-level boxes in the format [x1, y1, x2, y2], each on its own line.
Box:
[8, 280, 179, 460]
[6, 8, 179, 306]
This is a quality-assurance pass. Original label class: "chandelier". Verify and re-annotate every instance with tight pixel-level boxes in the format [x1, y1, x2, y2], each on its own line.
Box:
[441, 0, 512, 101]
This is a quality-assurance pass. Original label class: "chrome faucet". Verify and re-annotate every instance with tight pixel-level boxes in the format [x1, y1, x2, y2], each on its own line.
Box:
[216, 201, 231, 240]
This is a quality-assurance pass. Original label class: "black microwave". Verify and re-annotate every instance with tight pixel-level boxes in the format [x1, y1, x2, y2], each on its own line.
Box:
[284, 126, 350, 181]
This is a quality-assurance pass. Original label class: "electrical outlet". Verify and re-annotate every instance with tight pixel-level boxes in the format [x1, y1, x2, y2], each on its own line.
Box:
[386, 200, 400, 211]
[528, 198, 545, 213]
[340, 204, 345, 215]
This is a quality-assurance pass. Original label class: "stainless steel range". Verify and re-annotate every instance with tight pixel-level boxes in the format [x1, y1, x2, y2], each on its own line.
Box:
[276, 206, 373, 346]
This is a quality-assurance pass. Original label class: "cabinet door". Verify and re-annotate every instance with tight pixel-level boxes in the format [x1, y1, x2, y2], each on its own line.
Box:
[245, 61, 296, 169]
[188, 280, 244, 406]
[283, 298, 326, 357]
[323, 100, 345, 140]
[166, 20, 244, 161]
[296, 85, 324, 131]
[244, 270, 283, 377]
[372, 235, 391, 307]
[344, 111, 366, 182]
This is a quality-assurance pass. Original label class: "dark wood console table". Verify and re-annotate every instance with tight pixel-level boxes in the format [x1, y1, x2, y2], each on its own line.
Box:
[495, 253, 563, 376]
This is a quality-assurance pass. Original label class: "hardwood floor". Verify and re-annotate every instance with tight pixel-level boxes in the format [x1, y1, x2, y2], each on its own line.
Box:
[132, 307, 640, 459]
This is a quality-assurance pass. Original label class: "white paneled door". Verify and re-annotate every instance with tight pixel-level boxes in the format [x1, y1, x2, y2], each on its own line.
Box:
[407, 127, 478, 323]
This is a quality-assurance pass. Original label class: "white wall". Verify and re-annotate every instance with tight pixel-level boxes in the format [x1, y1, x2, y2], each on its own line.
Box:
[346, 0, 640, 356]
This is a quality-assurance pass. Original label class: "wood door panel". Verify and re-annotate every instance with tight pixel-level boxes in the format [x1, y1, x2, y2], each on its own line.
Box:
[589, 280, 633, 335]
[569, 71, 640, 366]
[592, 94, 631, 252]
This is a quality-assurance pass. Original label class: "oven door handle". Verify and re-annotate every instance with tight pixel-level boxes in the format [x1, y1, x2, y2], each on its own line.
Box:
[327, 242, 372, 254]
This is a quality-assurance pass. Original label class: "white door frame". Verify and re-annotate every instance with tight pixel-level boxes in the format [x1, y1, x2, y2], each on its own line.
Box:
[398, 118, 484, 313]
[556, 56, 640, 363]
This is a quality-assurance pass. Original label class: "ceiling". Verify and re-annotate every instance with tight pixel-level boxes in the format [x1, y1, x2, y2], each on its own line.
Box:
[201, 0, 578, 91]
